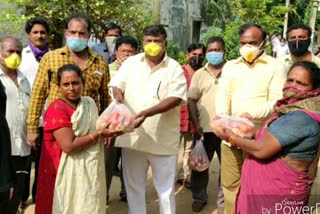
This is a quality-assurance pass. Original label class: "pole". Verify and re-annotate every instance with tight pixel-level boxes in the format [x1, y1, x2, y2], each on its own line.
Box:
[283, 0, 290, 39]
[154, 0, 161, 24]
[310, 0, 319, 52]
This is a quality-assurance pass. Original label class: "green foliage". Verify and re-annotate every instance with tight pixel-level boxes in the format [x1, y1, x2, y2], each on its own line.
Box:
[0, 0, 154, 48]
[204, 0, 289, 60]
[166, 41, 187, 65]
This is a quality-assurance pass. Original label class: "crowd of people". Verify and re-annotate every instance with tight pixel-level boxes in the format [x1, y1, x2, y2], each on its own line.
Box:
[0, 14, 320, 214]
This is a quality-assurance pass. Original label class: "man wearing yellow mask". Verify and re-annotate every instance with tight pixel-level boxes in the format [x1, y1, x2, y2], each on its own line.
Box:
[215, 23, 287, 214]
[109, 25, 187, 214]
[0, 37, 31, 214]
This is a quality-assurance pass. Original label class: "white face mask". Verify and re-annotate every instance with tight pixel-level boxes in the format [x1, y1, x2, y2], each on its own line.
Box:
[105, 36, 117, 55]
[239, 41, 264, 63]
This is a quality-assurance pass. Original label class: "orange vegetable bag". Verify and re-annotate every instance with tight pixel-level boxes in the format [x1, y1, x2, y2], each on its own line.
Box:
[188, 138, 210, 172]
[96, 101, 134, 132]
[210, 114, 255, 139]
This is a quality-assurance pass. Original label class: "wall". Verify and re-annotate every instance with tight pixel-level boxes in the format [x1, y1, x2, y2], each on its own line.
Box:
[157, 0, 205, 51]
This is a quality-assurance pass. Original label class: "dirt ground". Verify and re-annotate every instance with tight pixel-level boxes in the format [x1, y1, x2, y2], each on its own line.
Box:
[22, 144, 320, 214]
[23, 147, 222, 214]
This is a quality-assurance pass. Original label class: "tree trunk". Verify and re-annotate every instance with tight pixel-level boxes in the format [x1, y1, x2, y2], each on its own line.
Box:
[283, 0, 290, 39]
[310, 0, 319, 52]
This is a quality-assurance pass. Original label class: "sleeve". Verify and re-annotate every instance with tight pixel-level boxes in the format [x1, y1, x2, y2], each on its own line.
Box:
[100, 59, 110, 111]
[167, 64, 187, 103]
[215, 62, 233, 115]
[108, 58, 129, 92]
[187, 72, 201, 100]
[27, 54, 50, 133]
[43, 101, 72, 132]
[268, 112, 319, 148]
[250, 61, 287, 120]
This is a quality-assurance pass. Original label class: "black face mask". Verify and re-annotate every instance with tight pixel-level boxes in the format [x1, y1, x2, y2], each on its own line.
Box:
[189, 56, 204, 70]
[288, 39, 311, 57]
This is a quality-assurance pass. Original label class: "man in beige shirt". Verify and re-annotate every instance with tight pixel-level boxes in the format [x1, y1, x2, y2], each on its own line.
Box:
[188, 37, 225, 213]
[281, 23, 320, 70]
[215, 23, 286, 214]
[109, 25, 187, 214]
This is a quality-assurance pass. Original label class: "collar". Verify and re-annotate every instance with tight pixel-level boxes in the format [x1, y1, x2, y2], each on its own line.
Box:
[140, 52, 169, 67]
[0, 68, 26, 84]
[235, 51, 269, 64]
[59, 46, 98, 59]
[284, 52, 316, 64]
[204, 63, 222, 78]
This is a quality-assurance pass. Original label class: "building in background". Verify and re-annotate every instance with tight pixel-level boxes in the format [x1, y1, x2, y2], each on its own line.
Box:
[153, 0, 211, 51]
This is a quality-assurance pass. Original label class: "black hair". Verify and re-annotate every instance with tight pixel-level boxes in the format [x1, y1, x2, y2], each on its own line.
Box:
[57, 64, 84, 85]
[25, 17, 50, 34]
[288, 61, 320, 89]
[187, 43, 206, 54]
[207, 36, 225, 49]
[65, 15, 91, 32]
[143, 25, 167, 39]
[286, 23, 312, 38]
[115, 36, 138, 51]
[105, 22, 122, 36]
[239, 23, 267, 40]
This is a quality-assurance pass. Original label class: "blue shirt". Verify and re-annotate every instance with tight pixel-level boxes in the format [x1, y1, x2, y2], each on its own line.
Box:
[268, 111, 320, 159]
[92, 43, 111, 63]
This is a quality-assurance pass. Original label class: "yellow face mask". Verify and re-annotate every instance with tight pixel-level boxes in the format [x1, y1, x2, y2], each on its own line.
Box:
[144, 42, 162, 57]
[2, 53, 21, 69]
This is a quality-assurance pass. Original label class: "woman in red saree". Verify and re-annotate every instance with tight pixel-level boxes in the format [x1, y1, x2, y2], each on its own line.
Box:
[35, 64, 121, 214]
[218, 61, 320, 214]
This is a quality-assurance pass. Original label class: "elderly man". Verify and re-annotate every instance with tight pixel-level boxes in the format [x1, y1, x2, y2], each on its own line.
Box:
[19, 17, 50, 204]
[176, 42, 205, 190]
[92, 22, 122, 63]
[109, 25, 187, 214]
[282, 23, 320, 70]
[27, 15, 110, 149]
[216, 23, 287, 214]
[0, 37, 31, 214]
[105, 35, 138, 203]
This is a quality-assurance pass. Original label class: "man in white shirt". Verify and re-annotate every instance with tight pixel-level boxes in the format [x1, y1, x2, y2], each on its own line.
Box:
[18, 17, 50, 204]
[0, 37, 31, 214]
[109, 25, 187, 214]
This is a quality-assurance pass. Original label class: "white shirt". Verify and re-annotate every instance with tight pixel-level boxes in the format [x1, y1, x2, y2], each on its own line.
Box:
[19, 45, 40, 88]
[19, 45, 48, 127]
[0, 69, 31, 156]
[109, 53, 187, 155]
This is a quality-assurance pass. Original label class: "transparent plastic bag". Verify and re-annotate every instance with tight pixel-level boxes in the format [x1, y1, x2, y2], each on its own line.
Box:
[210, 114, 255, 139]
[96, 101, 135, 132]
[188, 138, 210, 172]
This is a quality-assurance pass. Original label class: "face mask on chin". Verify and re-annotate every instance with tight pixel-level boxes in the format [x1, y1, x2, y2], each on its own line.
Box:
[239, 41, 264, 63]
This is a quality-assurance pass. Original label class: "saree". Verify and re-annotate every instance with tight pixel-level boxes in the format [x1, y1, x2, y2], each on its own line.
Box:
[36, 99, 74, 214]
[234, 87, 320, 214]
[52, 96, 106, 214]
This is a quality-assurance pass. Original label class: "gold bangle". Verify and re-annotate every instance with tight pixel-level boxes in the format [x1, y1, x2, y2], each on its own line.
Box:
[89, 134, 95, 143]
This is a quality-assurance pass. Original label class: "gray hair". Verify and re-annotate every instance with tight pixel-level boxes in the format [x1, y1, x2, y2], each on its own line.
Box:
[0, 36, 22, 51]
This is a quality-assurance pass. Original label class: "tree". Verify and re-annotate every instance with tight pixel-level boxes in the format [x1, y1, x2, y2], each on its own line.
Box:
[0, 0, 154, 48]
[204, 0, 289, 60]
